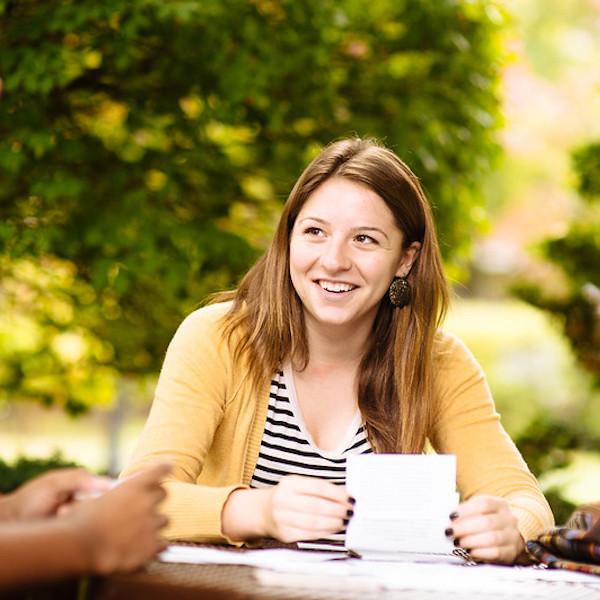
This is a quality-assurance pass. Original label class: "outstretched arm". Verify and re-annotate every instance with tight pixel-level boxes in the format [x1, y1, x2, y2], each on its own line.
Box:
[0, 468, 111, 522]
[0, 463, 170, 588]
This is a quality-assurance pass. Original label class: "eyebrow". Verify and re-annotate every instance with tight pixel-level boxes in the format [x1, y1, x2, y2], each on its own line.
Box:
[297, 217, 391, 242]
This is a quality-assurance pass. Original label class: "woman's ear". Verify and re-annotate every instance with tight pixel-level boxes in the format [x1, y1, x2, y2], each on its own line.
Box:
[395, 241, 421, 277]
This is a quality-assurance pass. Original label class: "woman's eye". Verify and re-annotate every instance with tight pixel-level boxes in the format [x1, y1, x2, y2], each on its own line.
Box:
[355, 234, 377, 245]
[303, 226, 323, 236]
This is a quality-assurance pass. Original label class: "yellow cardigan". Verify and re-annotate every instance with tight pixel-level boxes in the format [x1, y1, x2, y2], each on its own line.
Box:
[122, 302, 554, 543]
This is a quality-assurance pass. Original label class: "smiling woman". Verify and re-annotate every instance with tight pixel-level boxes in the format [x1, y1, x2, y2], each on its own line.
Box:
[289, 177, 416, 337]
[122, 138, 553, 564]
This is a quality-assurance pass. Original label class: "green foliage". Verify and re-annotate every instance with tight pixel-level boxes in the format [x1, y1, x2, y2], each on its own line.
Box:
[0, 453, 80, 494]
[542, 488, 577, 526]
[573, 143, 600, 202]
[513, 141, 600, 519]
[514, 142, 600, 386]
[446, 298, 598, 522]
[0, 0, 503, 407]
[516, 416, 600, 523]
[0, 258, 121, 413]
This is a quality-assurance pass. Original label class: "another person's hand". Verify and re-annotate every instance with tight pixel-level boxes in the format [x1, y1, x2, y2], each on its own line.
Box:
[0, 468, 111, 522]
[446, 495, 524, 564]
[65, 462, 171, 575]
[222, 475, 353, 543]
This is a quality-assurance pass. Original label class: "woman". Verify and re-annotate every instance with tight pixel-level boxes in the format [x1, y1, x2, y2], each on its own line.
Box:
[123, 138, 553, 564]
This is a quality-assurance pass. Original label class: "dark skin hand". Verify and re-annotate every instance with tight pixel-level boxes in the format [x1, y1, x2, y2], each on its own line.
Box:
[0, 463, 171, 588]
[0, 468, 111, 521]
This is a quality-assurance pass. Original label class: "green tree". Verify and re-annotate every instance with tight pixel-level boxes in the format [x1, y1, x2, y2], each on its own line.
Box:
[514, 141, 600, 522]
[0, 0, 504, 408]
[516, 142, 600, 386]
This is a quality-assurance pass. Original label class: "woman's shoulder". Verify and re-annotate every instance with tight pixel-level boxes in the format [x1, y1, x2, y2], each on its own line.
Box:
[171, 301, 235, 346]
[430, 330, 490, 419]
[185, 300, 234, 325]
[432, 329, 484, 376]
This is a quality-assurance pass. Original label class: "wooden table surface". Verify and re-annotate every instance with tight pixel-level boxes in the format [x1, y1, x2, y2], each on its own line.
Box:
[89, 558, 600, 600]
[5, 547, 600, 600]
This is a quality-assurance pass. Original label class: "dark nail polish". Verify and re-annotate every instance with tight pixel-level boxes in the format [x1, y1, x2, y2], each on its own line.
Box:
[449, 512, 459, 521]
[453, 538, 461, 547]
[343, 518, 349, 526]
[444, 527, 453, 538]
[346, 509, 354, 518]
[348, 496, 356, 505]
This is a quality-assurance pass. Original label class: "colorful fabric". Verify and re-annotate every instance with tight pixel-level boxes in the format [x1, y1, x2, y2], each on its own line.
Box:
[527, 502, 600, 575]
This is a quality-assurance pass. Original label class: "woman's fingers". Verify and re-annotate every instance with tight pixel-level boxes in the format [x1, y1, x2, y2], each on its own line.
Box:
[447, 495, 523, 564]
[450, 513, 514, 540]
[272, 476, 352, 520]
[273, 506, 346, 536]
[265, 475, 353, 542]
[280, 475, 352, 503]
[454, 527, 514, 551]
[467, 544, 518, 563]
[273, 485, 350, 518]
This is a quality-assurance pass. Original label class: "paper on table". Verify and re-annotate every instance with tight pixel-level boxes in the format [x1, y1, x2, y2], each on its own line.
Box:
[349, 559, 600, 587]
[159, 545, 346, 568]
[346, 454, 459, 558]
[255, 558, 600, 595]
[160, 544, 600, 596]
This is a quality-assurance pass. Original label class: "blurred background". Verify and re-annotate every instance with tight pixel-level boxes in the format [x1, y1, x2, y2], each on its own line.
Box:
[1, 0, 599, 523]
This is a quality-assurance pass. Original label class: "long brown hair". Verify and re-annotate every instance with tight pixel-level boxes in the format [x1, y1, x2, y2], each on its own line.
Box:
[214, 138, 449, 453]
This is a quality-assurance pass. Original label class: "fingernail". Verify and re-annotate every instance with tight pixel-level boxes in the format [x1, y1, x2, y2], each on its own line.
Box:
[444, 527, 453, 538]
[453, 538, 461, 547]
[343, 518, 349, 526]
[449, 511, 459, 521]
[348, 496, 356, 505]
[346, 509, 354, 518]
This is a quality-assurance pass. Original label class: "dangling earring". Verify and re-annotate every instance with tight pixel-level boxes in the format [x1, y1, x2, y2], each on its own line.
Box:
[388, 276, 411, 308]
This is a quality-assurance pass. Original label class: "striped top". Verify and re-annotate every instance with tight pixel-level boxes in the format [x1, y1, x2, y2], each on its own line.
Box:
[250, 364, 373, 550]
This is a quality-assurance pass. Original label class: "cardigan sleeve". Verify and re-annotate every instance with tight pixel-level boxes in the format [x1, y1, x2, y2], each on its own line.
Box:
[429, 332, 554, 541]
[121, 303, 245, 543]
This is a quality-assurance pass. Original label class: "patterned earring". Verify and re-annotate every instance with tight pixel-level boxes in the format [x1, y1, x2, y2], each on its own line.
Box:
[388, 276, 411, 308]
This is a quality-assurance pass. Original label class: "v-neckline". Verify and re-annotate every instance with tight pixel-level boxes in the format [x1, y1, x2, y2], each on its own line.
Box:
[282, 363, 362, 457]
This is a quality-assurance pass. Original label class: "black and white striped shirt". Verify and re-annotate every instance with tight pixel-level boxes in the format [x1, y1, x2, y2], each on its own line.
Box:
[250, 365, 373, 550]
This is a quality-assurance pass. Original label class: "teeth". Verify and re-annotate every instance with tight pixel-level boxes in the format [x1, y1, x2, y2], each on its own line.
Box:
[318, 280, 355, 293]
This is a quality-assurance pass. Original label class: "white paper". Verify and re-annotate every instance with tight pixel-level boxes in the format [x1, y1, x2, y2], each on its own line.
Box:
[255, 558, 600, 595]
[160, 544, 600, 596]
[349, 560, 600, 587]
[159, 545, 346, 568]
[346, 454, 459, 557]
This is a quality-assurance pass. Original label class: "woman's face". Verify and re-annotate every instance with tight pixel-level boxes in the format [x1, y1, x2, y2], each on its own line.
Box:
[289, 177, 418, 335]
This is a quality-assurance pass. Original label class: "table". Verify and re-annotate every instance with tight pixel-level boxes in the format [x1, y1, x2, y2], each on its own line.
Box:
[6, 547, 600, 600]
[90, 557, 600, 600]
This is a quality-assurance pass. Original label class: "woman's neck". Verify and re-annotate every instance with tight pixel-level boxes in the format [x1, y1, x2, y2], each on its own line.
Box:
[301, 318, 371, 370]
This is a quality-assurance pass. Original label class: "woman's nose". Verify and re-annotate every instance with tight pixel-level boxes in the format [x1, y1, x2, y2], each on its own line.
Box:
[320, 239, 351, 272]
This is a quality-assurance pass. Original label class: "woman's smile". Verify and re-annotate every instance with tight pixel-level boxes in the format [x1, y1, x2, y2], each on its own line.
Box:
[316, 279, 358, 294]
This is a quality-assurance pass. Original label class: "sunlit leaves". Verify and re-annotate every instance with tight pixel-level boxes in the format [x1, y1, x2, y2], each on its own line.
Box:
[0, 258, 118, 413]
[0, 0, 504, 408]
[515, 141, 600, 386]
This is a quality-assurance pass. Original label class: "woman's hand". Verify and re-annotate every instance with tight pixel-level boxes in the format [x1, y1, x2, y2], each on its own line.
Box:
[222, 475, 353, 543]
[446, 495, 525, 564]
